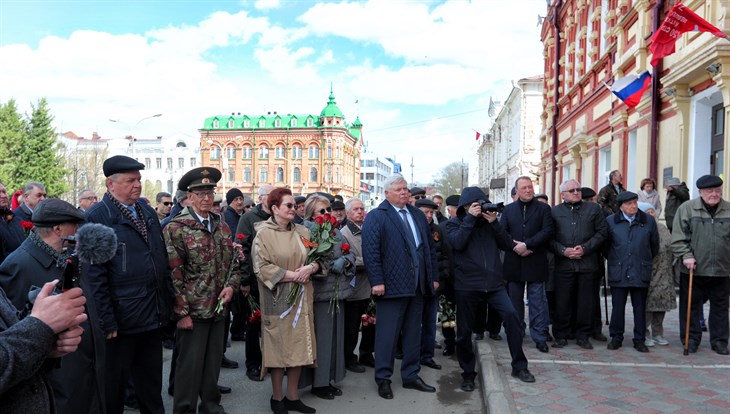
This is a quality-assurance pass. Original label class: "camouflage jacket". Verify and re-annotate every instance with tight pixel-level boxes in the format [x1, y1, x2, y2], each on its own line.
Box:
[164, 207, 240, 320]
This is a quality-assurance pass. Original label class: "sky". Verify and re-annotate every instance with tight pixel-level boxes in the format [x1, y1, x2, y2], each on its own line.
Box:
[0, 0, 547, 184]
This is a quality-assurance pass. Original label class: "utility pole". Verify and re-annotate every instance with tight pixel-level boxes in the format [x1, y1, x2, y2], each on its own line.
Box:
[410, 156, 414, 184]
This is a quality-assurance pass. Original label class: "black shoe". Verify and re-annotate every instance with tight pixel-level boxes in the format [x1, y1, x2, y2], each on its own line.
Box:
[511, 368, 536, 383]
[686, 340, 699, 354]
[712, 343, 729, 355]
[565, 333, 576, 340]
[421, 358, 442, 370]
[311, 386, 334, 400]
[443, 347, 455, 356]
[246, 367, 263, 381]
[576, 339, 593, 350]
[489, 333, 503, 341]
[270, 397, 287, 414]
[394, 350, 403, 360]
[283, 397, 316, 413]
[218, 385, 232, 394]
[403, 378, 436, 393]
[328, 384, 342, 396]
[545, 332, 554, 342]
[607, 339, 622, 350]
[474, 333, 484, 340]
[359, 355, 375, 368]
[536, 342, 549, 353]
[377, 380, 393, 399]
[634, 342, 650, 353]
[221, 356, 239, 369]
[346, 362, 366, 373]
[591, 332, 608, 342]
[552, 338, 568, 348]
[460, 378, 475, 392]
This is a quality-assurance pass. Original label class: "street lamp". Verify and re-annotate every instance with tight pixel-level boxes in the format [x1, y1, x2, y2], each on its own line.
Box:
[109, 113, 162, 159]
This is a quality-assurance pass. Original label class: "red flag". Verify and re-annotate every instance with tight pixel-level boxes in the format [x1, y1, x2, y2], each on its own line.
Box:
[650, 3, 727, 66]
[475, 130, 481, 141]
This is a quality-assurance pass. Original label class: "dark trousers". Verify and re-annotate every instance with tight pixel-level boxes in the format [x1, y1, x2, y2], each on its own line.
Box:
[105, 330, 164, 414]
[679, 274, 730, 346]
[455, 289, 527, 379]
[373, 291, 423, 384]
[244, 290, 262, 371]
[554, 271, 596, 340]
[507, 281, 549, 344]
[608, 287, 647, 344]
[173, 319, 225, 414]
[343, 298, 375, 362]
[229, 291, 247, 339]
[420, 294, 438, 361]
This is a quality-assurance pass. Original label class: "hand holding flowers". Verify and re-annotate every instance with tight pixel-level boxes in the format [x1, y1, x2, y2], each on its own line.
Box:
[215, 233, 245, 315]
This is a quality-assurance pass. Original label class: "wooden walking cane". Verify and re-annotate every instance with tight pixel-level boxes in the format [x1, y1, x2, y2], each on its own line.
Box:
[683, 268, 694, 356]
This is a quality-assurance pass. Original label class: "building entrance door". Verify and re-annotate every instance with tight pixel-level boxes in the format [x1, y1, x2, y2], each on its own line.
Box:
[711, 104, 725, 179]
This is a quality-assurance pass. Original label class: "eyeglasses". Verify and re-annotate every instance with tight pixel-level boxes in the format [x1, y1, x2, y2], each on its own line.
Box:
[280, 203, 295, 209]
[564, 188, 581, 193]
[319, 207, 332, 215]
[244, 204, 254, 208]
[413, 195, 425, 200]
[191, 191, 215, 199]
[162, 202, 173, 206]
[80, 196, 97, 201]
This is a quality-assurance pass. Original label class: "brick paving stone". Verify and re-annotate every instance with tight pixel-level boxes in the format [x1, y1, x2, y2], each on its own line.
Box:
[634, 407, 663, 414]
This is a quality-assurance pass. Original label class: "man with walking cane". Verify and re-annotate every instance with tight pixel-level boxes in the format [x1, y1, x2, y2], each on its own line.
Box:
[671, 175, 730, 355]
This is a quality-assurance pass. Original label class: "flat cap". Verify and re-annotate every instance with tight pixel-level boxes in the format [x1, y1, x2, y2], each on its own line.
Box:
[294, 196, 307, 205]
[213, 194, 223, 204]
[226, 188, 244, 205]
[415, 198, 438, 209]
[581, 187, 596, 199]
[637, 201, 654, 212]
[178, 167, 221, 191]
[174, 189, 188, 204]
[664, 177, 681, 187]
[409, 187, 426, 196]
[445, 195, 461, 207]
[32, 199, 85, 227]
[331, 201, 345, 211]
[535, 193, 548, 201]
[696, 174, 723, 189]
[616, 191, 638, 205]
[103, 155, 145, 177]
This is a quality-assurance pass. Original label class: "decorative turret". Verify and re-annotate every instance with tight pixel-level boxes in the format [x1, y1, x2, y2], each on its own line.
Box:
[320, 84, 344, 127]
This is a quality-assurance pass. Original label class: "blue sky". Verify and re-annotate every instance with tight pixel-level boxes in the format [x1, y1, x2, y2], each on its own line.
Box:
[0, 0, 546, 183]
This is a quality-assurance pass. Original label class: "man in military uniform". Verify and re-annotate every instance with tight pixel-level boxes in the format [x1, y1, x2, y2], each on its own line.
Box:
[164, 167, 240, 413]
[0, 198, 105, 414]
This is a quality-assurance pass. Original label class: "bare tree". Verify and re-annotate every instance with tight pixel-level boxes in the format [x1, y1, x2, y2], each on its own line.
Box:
[432, 161, 468, 196]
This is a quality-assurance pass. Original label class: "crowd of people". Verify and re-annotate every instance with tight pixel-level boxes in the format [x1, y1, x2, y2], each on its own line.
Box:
[0, 155, 728, 414]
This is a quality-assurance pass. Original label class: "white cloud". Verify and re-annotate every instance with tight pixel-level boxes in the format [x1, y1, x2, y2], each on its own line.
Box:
[254, 0, 281, 11]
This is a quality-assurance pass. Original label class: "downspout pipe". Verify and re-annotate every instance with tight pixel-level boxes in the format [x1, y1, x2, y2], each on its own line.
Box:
[649, 0, 664, 182]
[551, 0, 563, 204]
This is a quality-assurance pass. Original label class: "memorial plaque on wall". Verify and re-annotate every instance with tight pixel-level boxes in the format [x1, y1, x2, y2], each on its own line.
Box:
[662, 167, 673, 186]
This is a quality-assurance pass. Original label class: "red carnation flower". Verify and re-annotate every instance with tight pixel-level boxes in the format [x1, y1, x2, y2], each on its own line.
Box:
[20, 220, 33, 230]
[341, 243, 350, 254]
[236, 233, 245, 240]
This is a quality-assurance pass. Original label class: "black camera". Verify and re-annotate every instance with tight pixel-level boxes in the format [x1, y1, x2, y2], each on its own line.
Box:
[478, 200, 504, 214]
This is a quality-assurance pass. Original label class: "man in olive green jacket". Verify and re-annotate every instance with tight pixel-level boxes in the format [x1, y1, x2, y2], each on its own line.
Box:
[671, 174, 730, 355]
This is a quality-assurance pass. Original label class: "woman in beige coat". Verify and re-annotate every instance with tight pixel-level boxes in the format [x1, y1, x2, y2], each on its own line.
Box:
[253, 188, 319, 414]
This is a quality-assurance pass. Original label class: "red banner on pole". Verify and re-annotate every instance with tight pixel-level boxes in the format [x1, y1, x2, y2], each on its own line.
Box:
[650, 3, 727, 66]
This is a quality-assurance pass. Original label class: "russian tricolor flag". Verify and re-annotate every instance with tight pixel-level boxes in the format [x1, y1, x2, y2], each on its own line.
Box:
[609, 71, 652, 109]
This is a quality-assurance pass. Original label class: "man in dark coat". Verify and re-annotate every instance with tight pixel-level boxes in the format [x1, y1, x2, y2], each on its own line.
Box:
[362, 175, 439, 400]
[235, 184, 274, 381]
[0, 281, 87, 414]
[444, 186, 535, 392]
[12, 181, 47, 223]
[84, 155, 173, 414]
[0, 198, 105, 414]
[597, 170, 625, 216]
[550, 179, 608, 350]
[605, 191, 659, 353]
[663, 177, 690, 232]
[500, 176, 554, 353]
[224, 187, 247, 343]
[0, 181, 24, 263]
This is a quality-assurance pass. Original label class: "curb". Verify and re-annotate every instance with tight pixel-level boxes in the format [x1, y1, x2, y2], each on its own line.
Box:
[476, 339, 519, 413]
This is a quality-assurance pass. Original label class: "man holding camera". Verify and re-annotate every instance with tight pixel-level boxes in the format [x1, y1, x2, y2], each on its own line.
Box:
[0, 198, 104, 414]
[444, 187, 535, 392]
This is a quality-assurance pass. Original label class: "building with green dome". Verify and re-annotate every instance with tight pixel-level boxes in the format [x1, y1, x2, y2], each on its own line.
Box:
[199, 88, 364, 198]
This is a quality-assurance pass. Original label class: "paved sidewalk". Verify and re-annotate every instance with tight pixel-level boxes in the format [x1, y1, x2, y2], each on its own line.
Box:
[477, 301, 730, 413]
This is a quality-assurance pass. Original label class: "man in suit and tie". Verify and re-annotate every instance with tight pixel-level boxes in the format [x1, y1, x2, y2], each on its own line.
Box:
[362, 174, 440, 400]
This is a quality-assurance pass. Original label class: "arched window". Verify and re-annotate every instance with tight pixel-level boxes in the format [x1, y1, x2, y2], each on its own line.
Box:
[309, 167, 318, 182]
[292, 145, 302, 159]
[228, 169, 235, 182]
[327, 146, 332, 158]
[293, 167, 301, 183]
[308, 145, 319, 159]
[226, 146, 236, 159]
[242, 146, 252, 159]
[258, 145, 269, 159]
[275, 145, 285, 159]
[276, 167, 284, 182]
[210, 146, 221, 160]
[259, 167, 268, 183]
[335, 167, 339, 183]
[243, 167, 251, 183]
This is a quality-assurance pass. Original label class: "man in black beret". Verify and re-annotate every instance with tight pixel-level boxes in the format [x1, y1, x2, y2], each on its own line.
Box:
[84, 155, 173, 414]
[293, 195, 307, 224]
[535, 193, 549, 203]
[164, 167, 240, 412]
[0, 198, 106, 414]
[444, 195, 460, 219]
[223, 187, 248, 346]
[581, 187, 597, 202]
[331, 200, 348, 229]
[409, 187, 426, 205]
[672, 174, 730, 355]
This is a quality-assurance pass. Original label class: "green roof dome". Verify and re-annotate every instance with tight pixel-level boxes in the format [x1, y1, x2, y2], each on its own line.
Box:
[320, 85, 343, 118]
